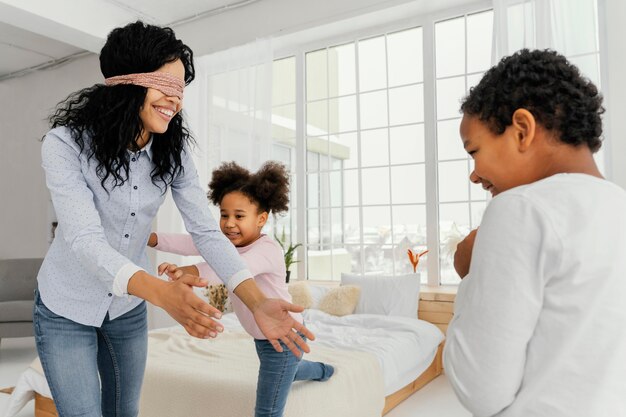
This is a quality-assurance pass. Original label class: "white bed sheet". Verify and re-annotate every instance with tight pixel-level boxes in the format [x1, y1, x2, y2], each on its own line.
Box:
[220, 309, 444, 395]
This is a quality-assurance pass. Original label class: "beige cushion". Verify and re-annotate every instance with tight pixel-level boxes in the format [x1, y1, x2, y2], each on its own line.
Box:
[317, 285, 361, 316]
[287, 281, 313, 309]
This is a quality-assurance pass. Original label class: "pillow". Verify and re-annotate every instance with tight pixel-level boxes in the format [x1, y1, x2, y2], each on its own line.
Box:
[308, 284, 331, 309]
[287, 281, 313, 309]
[340, 273, 420, 318]
[317, 285, 361, 316]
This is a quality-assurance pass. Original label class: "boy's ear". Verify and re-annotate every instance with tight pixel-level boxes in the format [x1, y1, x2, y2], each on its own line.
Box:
[511, 108, 536, 152]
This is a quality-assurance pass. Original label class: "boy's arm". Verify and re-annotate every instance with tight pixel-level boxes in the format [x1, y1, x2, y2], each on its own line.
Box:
[443, 194, 561, 416]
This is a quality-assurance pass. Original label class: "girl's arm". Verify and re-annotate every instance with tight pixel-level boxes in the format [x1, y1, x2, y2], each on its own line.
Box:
[148, 232, 201, 256]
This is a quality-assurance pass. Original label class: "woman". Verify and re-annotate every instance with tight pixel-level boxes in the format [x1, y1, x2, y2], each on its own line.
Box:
[35, 21, 312, 417]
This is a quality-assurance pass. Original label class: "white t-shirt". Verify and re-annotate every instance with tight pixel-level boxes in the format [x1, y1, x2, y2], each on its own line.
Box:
[444, 173, 626, 417]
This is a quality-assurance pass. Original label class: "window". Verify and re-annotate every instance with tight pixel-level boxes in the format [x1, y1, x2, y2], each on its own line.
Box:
[435, 11, 493, 284]
[270, 1, 603, 285]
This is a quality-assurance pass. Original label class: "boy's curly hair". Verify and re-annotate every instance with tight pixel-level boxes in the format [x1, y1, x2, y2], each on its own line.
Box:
[208, 161, 290, 214]
[460, 49, 604, 152]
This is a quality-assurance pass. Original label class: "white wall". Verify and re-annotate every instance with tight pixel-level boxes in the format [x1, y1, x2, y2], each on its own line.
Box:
[603, 0, 626, 189]
[0, 54, 100, 259]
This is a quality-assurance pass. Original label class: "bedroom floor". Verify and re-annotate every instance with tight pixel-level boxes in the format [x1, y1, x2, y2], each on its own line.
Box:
[0, 337, 471, 417]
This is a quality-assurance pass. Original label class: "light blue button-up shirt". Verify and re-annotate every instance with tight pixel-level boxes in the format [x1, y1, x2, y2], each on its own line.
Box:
[38, 126, 251, 327]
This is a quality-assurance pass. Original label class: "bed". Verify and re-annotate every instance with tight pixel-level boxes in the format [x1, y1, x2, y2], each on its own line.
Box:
[3, 283, 450, 417]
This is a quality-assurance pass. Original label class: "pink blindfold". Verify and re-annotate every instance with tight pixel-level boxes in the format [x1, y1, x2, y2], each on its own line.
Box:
[104, 72, 185, 99]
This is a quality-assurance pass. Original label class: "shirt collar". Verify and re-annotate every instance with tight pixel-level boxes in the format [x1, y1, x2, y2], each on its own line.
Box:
[128, 137, 154, 161]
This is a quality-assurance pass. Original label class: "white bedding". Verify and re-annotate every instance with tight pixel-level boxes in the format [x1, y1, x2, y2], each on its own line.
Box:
[3, 310, 443, 417]
[300, 309, 444, 395]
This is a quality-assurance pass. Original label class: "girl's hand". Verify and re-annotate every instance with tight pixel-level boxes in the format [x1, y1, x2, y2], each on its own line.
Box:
[158, 262, 184, 281]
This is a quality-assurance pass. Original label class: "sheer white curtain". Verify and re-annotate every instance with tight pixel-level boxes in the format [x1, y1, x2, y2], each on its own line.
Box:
[155, 38, 274, 232]
[492, 0, 606, 172]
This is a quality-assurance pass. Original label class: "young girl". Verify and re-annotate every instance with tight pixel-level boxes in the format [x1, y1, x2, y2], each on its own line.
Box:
[149, 161, 334, 417]
[36, 21, 310, 417]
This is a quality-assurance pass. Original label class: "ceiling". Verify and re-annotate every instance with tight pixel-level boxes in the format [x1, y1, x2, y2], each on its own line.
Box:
[0, 0, 257, 80]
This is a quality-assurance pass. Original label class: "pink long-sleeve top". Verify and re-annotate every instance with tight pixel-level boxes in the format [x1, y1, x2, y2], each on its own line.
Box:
[155, 233, 302, 340]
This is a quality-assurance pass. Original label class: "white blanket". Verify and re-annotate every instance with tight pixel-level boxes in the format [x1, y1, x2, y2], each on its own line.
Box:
[139, 327, 385, 417]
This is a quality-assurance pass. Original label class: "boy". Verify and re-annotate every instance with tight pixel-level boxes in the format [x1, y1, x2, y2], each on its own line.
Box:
[444, 49, 626, 417]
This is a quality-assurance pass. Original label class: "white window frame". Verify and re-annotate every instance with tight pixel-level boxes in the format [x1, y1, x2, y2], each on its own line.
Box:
[271, 0, 606, 286]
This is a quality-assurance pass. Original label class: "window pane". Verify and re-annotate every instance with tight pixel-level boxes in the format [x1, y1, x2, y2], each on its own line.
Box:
[439, 203, 470, 284]
[320, 208, 331, 248]
[438, 160, 470, 202]
[307, 172, 319, 208]
[468, 159, 490, 201]
[329, 171, 342, 207]
[319, 172, 331, 207]
[329, 95, 357, 133]
[387, 27, 423, 86]
[306, 49, 327, 101]
[435, 17, 465, 78]
[360, 128, 388, 167]
[343, 207, 360, 244]
[552, 0, 598, 56]
[273, 56, 295, 106]
[389, 84, 424, 125]
[467, 73, 483, 91]
[333, 132, 358, 169]
[467, 11, 493, 73]
[471, 201, 487, 229]
[436, 76, 465, 120]
[437, 118, 466, 160]
[391, 164, 426, 204]
[307, 208, 319, 246]
[358, 35, 387, 92]
[329, 42, 356, 96]
[306, 100, 328, 136]
[272, 103, 296, 141]
[362, 168, 390, 205]
[390, 124, 425, 165]
[362, 206, 392, 274]
[569, 54, 600, 88]
[360, 90, 388, 129]
[392, 204, 427, 280]
[343, 169, 359, 206]
[343, 244, 364, 274]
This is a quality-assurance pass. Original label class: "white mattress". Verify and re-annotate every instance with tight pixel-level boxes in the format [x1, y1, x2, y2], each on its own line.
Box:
[3, 309, 444, 417]
[220, 309, 445, 395]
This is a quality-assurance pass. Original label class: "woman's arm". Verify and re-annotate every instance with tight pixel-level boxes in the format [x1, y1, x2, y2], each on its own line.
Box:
[42, 130, 223, 339]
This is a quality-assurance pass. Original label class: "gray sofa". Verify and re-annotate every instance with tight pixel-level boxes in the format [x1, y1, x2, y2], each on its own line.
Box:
[0, 258, 43, 344]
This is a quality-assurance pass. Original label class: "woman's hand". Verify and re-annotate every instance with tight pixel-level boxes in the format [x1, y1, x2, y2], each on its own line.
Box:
[128, 271, 223, 339]
[253, 299, 315, 358]
[159, 274, 224, 339]
[454, 228, 478, 279]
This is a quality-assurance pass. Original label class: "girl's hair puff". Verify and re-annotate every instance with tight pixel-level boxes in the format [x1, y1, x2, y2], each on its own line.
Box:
[208, 161, 290, 214]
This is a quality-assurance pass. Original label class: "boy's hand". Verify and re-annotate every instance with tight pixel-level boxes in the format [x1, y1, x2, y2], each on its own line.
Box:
[454, 229, 478, 279]
[158, 262, 184, 281]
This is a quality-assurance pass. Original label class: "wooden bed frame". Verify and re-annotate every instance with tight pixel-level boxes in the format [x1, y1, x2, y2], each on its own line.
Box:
[32, 285, 457, 417]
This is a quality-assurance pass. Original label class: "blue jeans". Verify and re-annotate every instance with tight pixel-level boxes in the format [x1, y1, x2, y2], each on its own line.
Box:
[254, 338, 328, 417]
[33, 290, 148, 417]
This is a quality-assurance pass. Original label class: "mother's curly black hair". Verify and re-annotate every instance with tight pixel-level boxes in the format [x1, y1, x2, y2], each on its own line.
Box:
[48, 21, 195, 191]
[460, 49, 604, 152]
[208, 161, 290, 214]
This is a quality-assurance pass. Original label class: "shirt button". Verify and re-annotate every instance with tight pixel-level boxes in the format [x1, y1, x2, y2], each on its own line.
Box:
[131, 157, 136, 162]
[133, 186, 138, 190]
[131, 212, 136, 216]
[108, 293, 112, 297]
[124, 234, 129, 238]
